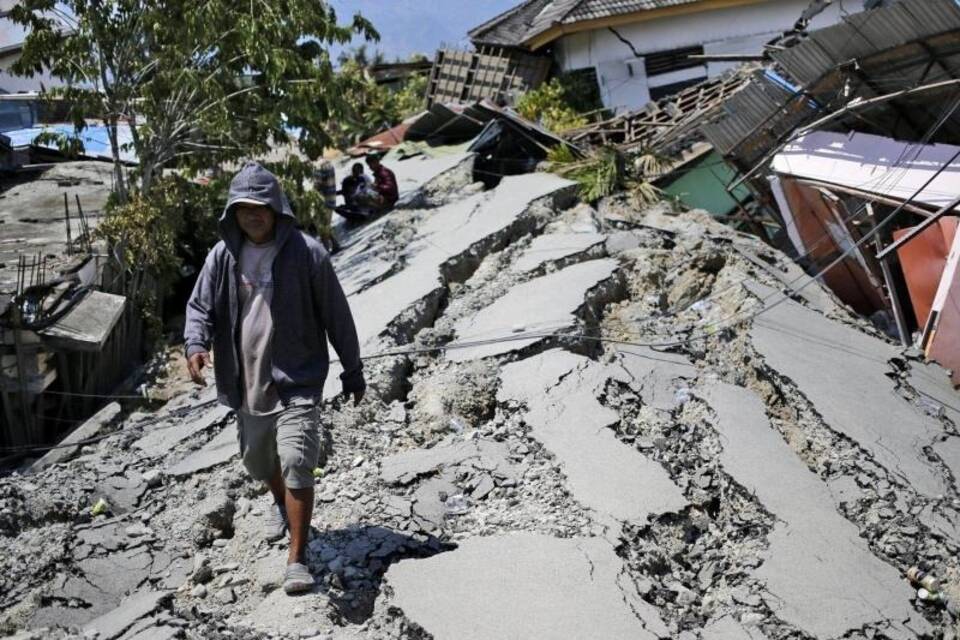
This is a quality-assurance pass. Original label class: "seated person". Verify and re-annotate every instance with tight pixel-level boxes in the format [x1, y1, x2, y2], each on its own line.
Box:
[335, 162, 373, 221]
[365, 153, 398, 210]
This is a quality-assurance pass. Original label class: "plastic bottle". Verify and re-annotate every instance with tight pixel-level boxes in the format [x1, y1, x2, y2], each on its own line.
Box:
[907, 567, 940, 592]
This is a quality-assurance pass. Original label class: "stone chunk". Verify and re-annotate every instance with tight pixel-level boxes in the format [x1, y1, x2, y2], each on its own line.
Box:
[471, 475, 495, 500]
[197, 495, 236, 534]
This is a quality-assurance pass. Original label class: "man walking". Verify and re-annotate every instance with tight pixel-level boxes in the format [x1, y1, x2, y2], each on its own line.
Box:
[184, 162, 365, 594]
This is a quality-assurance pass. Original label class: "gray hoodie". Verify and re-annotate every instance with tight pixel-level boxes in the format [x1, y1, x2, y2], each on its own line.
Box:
[184, 163, 364, 409]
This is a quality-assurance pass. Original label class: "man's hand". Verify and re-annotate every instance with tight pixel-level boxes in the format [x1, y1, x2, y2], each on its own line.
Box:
[350, 388, 365, 406]
[187, 351, 212, 386]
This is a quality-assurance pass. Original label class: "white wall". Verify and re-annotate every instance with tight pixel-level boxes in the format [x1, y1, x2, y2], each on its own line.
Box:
[0, 52, 65, 93]
[553, 0, 860, 113]
[0, 2, 71, 94]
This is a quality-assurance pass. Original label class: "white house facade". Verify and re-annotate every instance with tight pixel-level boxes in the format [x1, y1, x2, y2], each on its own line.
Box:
[470, 0, 869, 114]
[0, 0, 70, 94]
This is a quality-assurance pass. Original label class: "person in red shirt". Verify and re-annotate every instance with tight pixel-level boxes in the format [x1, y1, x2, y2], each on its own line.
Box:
[365, 154, 398, 209]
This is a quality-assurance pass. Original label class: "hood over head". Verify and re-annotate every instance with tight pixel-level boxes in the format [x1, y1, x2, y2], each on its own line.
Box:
[219, 162, 296, 255]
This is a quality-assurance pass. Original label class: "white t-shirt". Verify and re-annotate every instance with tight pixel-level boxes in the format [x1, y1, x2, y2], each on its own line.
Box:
[238, 239, 280, 415]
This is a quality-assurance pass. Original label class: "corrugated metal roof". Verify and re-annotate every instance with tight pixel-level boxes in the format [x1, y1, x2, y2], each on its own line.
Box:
[772, 0, 960, 88]
[700, 70, 813, 163]
[566, 0, 700, 22]
[470, 0, 706, 48]
[469, 0, 553, 47]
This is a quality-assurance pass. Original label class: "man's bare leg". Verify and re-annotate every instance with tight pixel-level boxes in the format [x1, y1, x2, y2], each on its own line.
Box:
[266, 467, 286, 506]
[285, 486, 313, 564]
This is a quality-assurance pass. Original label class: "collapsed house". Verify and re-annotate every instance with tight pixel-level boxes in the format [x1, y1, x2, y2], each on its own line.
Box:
[427, 0, 868, 113]
[695, 0, 960, 372]
[552, 0, 960, 384]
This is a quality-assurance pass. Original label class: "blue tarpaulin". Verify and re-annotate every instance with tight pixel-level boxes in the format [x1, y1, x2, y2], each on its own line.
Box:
[4, 122, 137, 164]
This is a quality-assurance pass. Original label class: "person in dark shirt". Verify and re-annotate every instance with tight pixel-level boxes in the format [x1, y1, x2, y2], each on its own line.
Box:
[366, 154, 398, 209]
[339, 162, 369, 208]
[335, 162, 375, 222]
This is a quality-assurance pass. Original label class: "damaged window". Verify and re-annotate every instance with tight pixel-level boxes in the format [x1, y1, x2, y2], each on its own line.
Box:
[644, 45, 705, 77]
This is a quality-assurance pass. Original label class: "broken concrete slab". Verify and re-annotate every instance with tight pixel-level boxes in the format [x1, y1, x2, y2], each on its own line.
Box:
[513, 232, 605, 273]
[704, 382, 929, 639]
[133, 404, 232, 456]
[380, 437, 512, 486]
[411, 474, 459, 528]
[166, 421, 238, 477]
[77, 547, 154, 598]
[38, 290, 126, 352]
[730, 239, 838, 315]
[349, 173, 575, 349]
[82, 589, 172, 640]
[30, 401, 121, 472]
[386, 532, 667, 640]
[750, 295, 947, 497]
[499, 349, 687, 525]
[448, 259, 620, 362]
[388, 150, 474, 202]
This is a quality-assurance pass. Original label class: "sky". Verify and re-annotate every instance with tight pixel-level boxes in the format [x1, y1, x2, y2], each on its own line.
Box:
[326, 0, 519, 63]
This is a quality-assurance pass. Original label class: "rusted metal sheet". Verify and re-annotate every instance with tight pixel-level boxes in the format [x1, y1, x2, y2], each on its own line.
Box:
[922, 227, 960, 386]
[776, 177, 886, 315]
[771, 0, 960, 87]
[894, 218, 959, 327]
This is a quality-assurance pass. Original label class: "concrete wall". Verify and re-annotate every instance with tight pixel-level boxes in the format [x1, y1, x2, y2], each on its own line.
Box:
[552, 0, 860, 113]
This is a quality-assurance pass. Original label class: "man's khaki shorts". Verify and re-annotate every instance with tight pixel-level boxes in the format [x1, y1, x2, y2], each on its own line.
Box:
[236, 401, 321, 490]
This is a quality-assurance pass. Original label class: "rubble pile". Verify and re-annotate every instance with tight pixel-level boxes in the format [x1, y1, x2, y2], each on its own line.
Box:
[1, 152, 959, 639]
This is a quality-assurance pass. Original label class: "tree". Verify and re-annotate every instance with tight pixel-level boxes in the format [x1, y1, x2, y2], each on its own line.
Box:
[10, 0, 378, 202]
[337, 44, 385, 68]
[516, 78, 589, 134]
[328, 59, 428, 149]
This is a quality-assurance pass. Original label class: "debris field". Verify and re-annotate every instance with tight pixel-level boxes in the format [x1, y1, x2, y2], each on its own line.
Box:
[2, 151, 959, 640]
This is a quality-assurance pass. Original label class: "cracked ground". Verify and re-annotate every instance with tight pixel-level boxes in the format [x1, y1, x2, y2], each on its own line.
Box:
[2, 151, 959, 640]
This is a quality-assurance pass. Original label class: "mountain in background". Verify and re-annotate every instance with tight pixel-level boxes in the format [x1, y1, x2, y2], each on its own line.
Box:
[328, 0, 518, 62]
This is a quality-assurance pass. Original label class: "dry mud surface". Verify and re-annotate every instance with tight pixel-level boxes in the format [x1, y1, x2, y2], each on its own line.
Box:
[3, 153, 960, 640]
